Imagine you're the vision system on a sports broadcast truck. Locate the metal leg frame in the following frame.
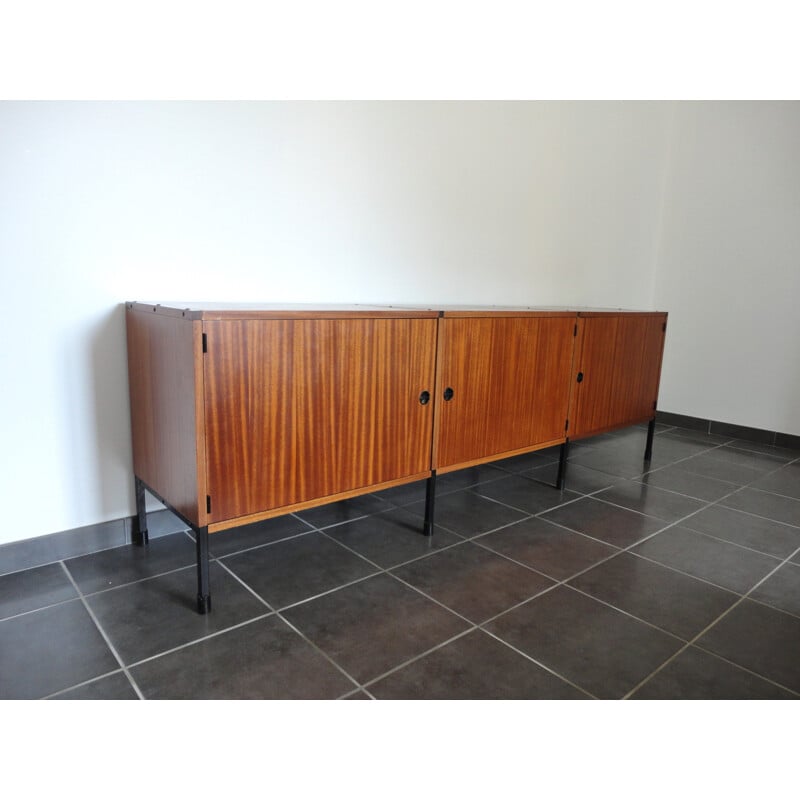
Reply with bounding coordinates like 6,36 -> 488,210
556,440 -> 569,490
195,525 -> 211,614
423,470 -> 437,537
134,476 -> 149,546
644,417 -> 656,462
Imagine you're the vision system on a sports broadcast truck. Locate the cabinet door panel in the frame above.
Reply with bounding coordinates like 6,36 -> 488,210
435,316 -> 574,469
571,314 -> 666,438
204,318 -> 436,523
293,318 -> 437,500
204,320 -> 299,522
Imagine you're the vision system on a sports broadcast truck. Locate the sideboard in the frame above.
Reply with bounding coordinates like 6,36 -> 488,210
126,303 -> 667,613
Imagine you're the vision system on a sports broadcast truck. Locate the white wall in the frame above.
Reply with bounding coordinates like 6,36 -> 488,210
652,102 -> 800,436
0,101 -> 672,544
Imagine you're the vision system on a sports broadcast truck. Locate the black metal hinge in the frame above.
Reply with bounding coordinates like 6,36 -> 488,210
202,333 -> 208,353
662,322 -> 667,332
565,419 -> 569,432
573,323 -> 578,337
206,495 -> 211,514
653,401 -> 657,410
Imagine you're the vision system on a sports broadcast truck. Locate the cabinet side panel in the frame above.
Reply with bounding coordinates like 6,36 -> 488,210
126,308 -> 202,526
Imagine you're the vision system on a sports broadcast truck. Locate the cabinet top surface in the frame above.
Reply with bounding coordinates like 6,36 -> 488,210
127,302 -> 667,320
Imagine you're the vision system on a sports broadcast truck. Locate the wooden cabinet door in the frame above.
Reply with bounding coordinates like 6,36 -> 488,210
434,315 -> 575,470
203,319 -> 299,522
570,313 -> 666,438
203,317 -> 437,523
292,318 -> 437,501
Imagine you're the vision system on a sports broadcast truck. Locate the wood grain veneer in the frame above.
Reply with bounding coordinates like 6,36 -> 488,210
434,314 -> 575,469
203,317 -> 437,526
570,312 -> 667,439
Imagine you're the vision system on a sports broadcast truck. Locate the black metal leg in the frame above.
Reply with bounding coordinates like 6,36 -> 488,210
133,476 -> 149,546
644,418 -> 656,461
423,471 -> 437,537
195,526 -> 211,614
556,440 -> 570,490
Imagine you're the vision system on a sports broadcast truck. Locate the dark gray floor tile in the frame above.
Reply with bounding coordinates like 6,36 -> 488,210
221,531 -> 378,609
372,480 -> 428,506
208,514 -> 314,557
749,562 -> 800,618
131,615 -> 356,699
696,599 -> 800,694
672,453 -> 765,485
725,440 -> 797,460
658,429 -> 734,447
638,436 -> 717,463
0,563 -> 77,619
282,573 -> 469,684
50,671 -> 139,700
568,553 -> 739,640
525,462 -> 622,495
407,490 -> 528,538
593,481 -> 705,523
705,445 -> 790,470
631,526 -> 781,594
474,474 -> 580,515
342,690 -> 372,699
567,447 -> 649,479
749,463 -> 800,501
640,465 -> 739,502
439,464 -> 515,489
369,629 -> 588,699
391,541 -> 553,624
476,517 -> 618,581
680,505 -> 800,559
540,497 -> 665,547
65,533 -> 197,595
324,508 -> 463,569
493,450 -> 560,473
630,646 -> 796,699
296,494 -> 393,529
0,600 -> 119,699
85,562 -> 268,665
721,488 -> 800,528
485,586 -> 682,699
130,507 -> 187,541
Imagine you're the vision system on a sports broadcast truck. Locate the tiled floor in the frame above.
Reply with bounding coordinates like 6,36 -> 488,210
2,424 -> 800,700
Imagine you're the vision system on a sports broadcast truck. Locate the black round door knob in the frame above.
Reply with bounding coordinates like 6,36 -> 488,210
419,390 -> 431,405
577,372 -> 584,383
443,387 -> 454,401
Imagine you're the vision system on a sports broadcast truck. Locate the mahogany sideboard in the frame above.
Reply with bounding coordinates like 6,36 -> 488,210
126,302 -> 667,613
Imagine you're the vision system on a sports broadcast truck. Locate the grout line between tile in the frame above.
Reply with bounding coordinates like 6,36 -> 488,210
621,542 -> 800,699
43,668 -> 133,700
275,610 -> 364,694
58,561 -> 146,701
